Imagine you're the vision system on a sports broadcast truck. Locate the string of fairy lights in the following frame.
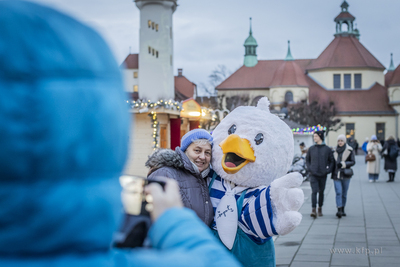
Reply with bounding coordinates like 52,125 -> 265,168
292,124 -> 326,135
127,99 -> 324,147
127,99 -> 181,111
127,99 -> 182,149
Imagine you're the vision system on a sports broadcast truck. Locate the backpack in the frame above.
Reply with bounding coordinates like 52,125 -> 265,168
389,144 -> 399,159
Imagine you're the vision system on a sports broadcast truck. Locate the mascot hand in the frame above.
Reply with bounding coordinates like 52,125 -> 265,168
270,172 -> 304,236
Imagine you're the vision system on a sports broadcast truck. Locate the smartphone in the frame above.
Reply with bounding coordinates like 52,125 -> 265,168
114,175 -> 166,248
120,175 -> 166,216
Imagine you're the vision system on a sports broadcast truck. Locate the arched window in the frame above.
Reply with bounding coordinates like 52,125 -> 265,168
285,91 -> 293,103
251,95 -> 265,106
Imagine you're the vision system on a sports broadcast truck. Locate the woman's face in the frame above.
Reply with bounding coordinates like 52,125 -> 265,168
185,142 -> 212,172
338,140 -> 345,147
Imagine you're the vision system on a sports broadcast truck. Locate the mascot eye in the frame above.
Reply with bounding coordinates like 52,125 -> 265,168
255,133 -> 264,145
228,124 -> 236,135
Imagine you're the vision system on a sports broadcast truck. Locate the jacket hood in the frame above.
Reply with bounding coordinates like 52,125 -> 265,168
146,148 -> 184,172
146,148 -> 199,175
0,1 -> 129,256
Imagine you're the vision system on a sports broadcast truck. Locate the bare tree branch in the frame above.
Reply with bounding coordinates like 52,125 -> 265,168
288,100 -> 344,136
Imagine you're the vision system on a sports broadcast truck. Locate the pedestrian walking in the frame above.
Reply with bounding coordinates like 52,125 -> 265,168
146,129 -> 214,226
306,131 -> 335,217
367,135 -> 383,182
354,139 -> 359,155
331,135 -> 355,218
361,138 -> 369,155
382,135 -> 399,182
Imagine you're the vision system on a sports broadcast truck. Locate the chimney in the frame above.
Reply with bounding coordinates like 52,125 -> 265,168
178,68 -> 183,76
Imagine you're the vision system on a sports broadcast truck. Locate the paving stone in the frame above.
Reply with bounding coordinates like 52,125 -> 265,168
330,253 -> 369,266
370,256 -> 400,267
293,253 -> 331,262
290,261 -> 330,267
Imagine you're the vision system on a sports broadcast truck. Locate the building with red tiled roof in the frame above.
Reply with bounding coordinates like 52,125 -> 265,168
216,1 -> 399,146
174,68 -> 197,101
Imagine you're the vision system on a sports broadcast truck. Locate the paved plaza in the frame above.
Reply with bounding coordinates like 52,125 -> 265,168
274,155 -> 400,267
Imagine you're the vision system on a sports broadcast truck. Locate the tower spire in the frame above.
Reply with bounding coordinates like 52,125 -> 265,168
243,17 -> 258,67
249,17 -> 252,35
388,53 -> 395,71
285,40 -> 294,61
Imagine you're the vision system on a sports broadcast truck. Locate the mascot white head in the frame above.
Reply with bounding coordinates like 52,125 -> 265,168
212,97 -> 294,188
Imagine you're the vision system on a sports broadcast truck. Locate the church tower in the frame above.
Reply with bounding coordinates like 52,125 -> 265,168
135,0 -> 177,100
243,18 -> 258,67
334,0 -> 360,39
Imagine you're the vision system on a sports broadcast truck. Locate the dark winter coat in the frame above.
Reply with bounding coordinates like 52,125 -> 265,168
382,139 -> 398,171
331,144 -> 355,179
306,144 -> 335,177
148,148 -> 214,226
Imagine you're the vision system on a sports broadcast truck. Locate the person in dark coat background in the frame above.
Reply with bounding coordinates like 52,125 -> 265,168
331,135 -> 355,218
382,135 -> 399,182
147,129 -> 214,226
306,131 -> 335,218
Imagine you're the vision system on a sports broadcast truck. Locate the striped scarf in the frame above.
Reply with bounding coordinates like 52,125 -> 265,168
208,170 -> 277,244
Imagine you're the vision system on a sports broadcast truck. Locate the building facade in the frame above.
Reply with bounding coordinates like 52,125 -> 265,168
216,1 -> 399,147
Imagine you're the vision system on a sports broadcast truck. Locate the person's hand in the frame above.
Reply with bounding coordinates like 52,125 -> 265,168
337,162 -> 342,169
144,179 -> 183,222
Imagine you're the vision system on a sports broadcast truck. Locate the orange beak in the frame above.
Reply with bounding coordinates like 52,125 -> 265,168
219,134 -> 255,174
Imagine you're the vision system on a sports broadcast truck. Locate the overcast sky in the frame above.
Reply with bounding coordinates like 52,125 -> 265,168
29,0 -> 400,95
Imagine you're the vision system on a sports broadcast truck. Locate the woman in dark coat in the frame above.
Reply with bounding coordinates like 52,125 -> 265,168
382,135 -> 399,182
146,129 -> 214,226
332,135 -> 355,218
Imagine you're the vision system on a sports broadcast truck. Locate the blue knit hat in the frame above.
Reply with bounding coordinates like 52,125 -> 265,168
181,129 -> 213,151
371,135 -> 377,141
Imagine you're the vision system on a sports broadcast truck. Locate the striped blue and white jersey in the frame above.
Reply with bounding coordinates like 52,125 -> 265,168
208,170 -> 278,244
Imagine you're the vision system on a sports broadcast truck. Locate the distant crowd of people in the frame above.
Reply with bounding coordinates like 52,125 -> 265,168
293,131 -> 399,220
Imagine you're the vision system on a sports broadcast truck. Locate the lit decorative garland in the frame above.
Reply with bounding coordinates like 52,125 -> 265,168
126,99 -> 181,150
126,99 -> 219,148
127,99 -> 182,111
292,124 -> 326,135
149,111 -> 159,150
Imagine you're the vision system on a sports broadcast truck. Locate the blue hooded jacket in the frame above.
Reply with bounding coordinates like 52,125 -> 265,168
0,1 -> 241,266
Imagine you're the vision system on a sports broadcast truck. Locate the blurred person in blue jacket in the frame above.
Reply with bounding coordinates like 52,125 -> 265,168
0,1 -> 241,266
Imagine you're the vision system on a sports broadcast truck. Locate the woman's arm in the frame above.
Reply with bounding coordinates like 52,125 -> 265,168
344,150 -> 355,168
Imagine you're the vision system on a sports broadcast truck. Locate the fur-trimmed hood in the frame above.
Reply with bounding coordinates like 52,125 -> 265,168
146,147 -> 202,175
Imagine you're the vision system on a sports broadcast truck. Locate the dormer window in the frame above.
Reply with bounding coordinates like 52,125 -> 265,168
334,74 -> 341,89
148,20 -> 151,28
344,74 -> 351,89
354,74 -> 362,89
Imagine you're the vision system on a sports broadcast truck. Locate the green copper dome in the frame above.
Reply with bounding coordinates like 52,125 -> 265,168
244,35 -> 257,46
